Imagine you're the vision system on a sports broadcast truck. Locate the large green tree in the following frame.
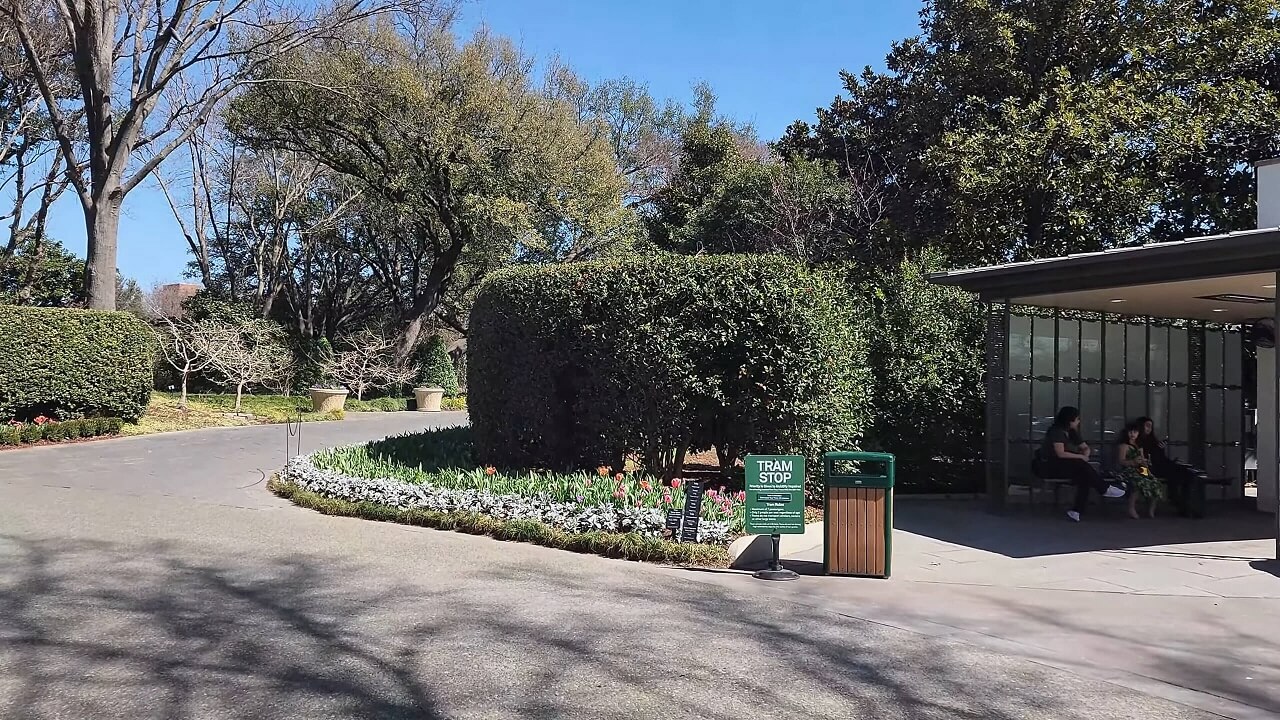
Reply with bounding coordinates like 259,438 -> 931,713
231,25 -> 629,359
780,0 -> 1280,265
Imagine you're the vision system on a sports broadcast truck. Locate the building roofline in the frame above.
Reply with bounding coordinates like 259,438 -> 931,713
928,228 -> 1280,300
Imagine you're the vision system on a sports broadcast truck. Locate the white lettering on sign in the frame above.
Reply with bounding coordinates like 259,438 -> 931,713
756,458 -> 794,483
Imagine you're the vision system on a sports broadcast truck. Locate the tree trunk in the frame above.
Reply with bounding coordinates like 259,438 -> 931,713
235,382 -> 245,413
180,369 -> 189,410
84,191 -> 123,310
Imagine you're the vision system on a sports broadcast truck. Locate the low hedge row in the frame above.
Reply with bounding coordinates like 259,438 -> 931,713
0,305 -> 155,421
0,417 -> 124,446
269,475 -> 731,567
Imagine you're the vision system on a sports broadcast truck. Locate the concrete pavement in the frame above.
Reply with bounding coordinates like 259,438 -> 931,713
0,417 -> 1268,718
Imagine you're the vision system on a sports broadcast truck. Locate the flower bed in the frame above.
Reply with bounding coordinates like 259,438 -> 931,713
0,416 -> 124,446
295,427 -> 747,545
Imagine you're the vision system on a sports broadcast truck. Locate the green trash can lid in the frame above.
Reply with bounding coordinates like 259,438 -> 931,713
824,451 -> 895,462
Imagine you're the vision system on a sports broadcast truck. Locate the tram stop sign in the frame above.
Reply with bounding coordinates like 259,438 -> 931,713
745,455 -> 806,535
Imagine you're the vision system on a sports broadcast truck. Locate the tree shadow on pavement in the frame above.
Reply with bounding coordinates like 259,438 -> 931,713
0,532 -> 1221,720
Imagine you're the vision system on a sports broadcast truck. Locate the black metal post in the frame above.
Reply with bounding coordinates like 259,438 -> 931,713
753,533 -> 798,581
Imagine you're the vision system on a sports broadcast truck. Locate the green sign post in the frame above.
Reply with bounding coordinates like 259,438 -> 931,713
745,454 -> 805,581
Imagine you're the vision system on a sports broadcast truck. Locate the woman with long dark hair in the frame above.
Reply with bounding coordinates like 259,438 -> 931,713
1039,406 -> 1126,522
1136,417 -> 1202,517
1116,421 -> 1165,519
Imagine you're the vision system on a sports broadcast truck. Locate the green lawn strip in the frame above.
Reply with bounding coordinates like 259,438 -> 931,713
268,475 -> 731,567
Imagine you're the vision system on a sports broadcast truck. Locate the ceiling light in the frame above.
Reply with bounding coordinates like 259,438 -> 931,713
1196,293 -> 1273,304
1212,308 -> 1227,313
1265,284 -> 1276,289
1108,298 -> 1125,303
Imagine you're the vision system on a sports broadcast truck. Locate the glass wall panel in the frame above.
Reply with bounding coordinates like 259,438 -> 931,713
1227,389 -> 1244,444
1226,331 -> 1242,386
1126,384 -> 1148,425
1032,316 -> 1057,377
1010,315 -> 1032,376
1126,323 -> 1147,382
1080,383 -> 1103,445
1032,380 -> 1057,437
1206,388 -> 1225,443
1008,379 -> 1031,441
1104,386 -> 1127,441
1106,323 -> 1127,380
1081,321 -> 1103,380
1059,320 -> 1080,377
1149,386 -> 1169,436
1149,326 -> 1169,385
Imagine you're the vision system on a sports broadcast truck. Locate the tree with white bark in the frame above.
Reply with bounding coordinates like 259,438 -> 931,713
323,329 -> 414,401
0,0 -> 454,310
195,318 -> 292,412
147,304 -> 227,410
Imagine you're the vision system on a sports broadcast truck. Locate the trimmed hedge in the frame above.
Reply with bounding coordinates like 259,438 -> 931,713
269,475 -> 730,566
469,255 -> 871,477
0,417 -> 124,446
0,306 -> 155,421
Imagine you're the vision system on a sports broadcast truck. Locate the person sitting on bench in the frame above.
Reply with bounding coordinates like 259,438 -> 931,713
1038,406 -> 1126,522
1136,417 -> 1204,518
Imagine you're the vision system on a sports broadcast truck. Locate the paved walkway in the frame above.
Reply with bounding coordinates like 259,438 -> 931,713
0,417 -> 1275,719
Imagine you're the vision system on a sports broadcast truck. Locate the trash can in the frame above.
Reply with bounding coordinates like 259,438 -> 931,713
823,451 -> 895,578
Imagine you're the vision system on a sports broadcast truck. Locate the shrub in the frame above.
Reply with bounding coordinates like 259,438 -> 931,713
0,426 -> 19,445
855,252 -> 985,494
63,419 -> 85,439
414,335 -> 459,395
441,395 -> 467,412
0,306 -> 155,421
42,422 -> 67,442
104,418 -> 124,435
19,424 -> 42,443
468,255 -> 871,477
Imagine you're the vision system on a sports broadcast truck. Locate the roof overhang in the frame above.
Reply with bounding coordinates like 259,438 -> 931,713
929,228 -> 1280,322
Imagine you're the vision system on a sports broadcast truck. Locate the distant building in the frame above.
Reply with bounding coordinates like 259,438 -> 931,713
155,283 -> 200,318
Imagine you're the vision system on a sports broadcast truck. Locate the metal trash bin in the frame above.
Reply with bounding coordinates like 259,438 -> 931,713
823,451 -> 895,578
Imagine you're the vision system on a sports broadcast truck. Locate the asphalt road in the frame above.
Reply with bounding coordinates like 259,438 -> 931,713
0,415 -> 1228,719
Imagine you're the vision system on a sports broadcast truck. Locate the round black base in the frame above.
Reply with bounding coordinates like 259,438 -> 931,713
753,568 -> 800,581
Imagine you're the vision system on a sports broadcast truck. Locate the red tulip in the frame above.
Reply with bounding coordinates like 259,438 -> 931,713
484,466 -> 497,476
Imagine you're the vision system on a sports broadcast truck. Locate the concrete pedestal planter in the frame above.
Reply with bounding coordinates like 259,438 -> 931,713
414,387 -> 445,412
309,388 -> 349,413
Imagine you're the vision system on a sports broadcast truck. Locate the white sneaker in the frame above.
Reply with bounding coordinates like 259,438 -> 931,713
1066,510 -> 1081,522
1103,485 -> 1126,498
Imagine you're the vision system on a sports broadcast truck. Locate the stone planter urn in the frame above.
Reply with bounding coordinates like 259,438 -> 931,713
414,387 -> 445,412
309,387 -> 349,414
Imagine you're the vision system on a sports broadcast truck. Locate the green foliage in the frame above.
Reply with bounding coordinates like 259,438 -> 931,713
0,306 -> 156,421
780,0 -> 1280,265
858,253 -> 986,493
414,335 -> 459,394
441,395 -> 467,412
0,417 -> 124,446
0,236 -> 84,307
468,255 -> 872,477
268,475 -> 731,567
293,337 -> 334,393
347,396 -> 409,412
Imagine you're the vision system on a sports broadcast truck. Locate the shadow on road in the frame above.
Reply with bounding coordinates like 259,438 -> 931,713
0,531 -> 1231,719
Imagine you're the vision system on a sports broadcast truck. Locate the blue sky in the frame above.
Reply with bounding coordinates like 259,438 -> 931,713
45,0 -> 923,286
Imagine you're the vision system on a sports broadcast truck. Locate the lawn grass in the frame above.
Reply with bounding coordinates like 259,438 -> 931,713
123,391 -> 465,437
126,392 -> 342,436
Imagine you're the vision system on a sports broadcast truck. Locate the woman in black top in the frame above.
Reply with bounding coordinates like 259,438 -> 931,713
1038,406 -> 1126,521
1136,417 -> 1203,518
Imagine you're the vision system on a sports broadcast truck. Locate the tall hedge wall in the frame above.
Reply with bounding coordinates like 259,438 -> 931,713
468,255 -> 871,476
0,306 -> 156,421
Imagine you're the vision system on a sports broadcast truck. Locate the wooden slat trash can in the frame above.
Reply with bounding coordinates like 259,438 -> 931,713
823,451 -> 895,578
